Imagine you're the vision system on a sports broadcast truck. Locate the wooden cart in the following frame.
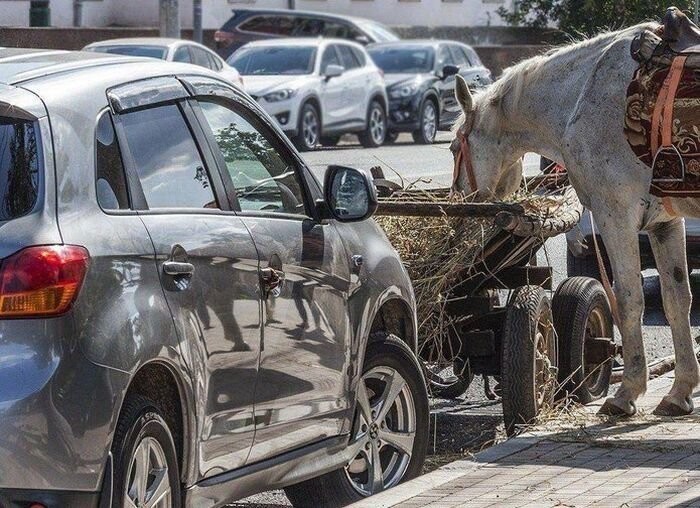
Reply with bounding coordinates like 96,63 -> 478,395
373,169 -> 616,435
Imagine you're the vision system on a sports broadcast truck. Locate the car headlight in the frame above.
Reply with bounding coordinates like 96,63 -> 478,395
263,89 -> 296,102
389,83 -> 419,99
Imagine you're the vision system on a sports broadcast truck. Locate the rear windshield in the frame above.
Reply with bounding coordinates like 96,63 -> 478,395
229,46 -> 316,75
88,45 -> 168,60
0,118 -> 41,221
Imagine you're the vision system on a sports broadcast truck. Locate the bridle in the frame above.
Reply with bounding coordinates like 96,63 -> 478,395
452,118 -> 478,192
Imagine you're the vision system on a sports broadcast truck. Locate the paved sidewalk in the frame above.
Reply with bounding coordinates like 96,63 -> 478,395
351,372 -> 700,507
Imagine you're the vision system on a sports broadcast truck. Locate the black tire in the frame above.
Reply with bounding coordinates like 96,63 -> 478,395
358,100 -> 386,148
111,395 -> 181,508
321,135 -> 341,147
294,102 -> 320,151
553,277 -> 614,404
411,99 -> 438,145
501,286 -> 557,436
430,371 -> 473,399
285,334 -> 428,507
567,249 -> 612,283
384,131 -> 399,144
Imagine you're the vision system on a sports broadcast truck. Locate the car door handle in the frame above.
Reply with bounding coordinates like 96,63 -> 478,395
163,261 -> 195,276
261,267 -> 285,297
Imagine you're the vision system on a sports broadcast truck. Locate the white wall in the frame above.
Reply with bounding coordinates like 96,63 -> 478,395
0,0 -> 510,28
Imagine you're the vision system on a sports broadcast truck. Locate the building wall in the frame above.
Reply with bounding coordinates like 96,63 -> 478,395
0,0 -> 514,29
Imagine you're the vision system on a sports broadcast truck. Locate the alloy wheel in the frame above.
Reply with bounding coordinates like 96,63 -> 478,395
422,102 -> 437,142
369,106 -> 386,145
344,366 -> 416,496
124,436 -> 172,508
302,108 -> 319,148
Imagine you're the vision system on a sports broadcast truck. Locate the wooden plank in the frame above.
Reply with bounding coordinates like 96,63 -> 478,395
375,201 -> 525,218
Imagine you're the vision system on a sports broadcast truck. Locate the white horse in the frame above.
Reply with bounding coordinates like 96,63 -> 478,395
451,22 -> 700,417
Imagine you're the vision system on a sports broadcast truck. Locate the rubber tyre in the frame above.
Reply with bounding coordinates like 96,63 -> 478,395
501,286 -> 556,436
321,135 -> 341,147
411,99 -> 438,145
431,371 -> 474,399
284,334 -> 428,507
294,102 -> 320,152
358,100 -> 386,148
384,131 -> 399,144
553,277 -> 614,404
567,249 -> 612,283
111,395 -> 181,508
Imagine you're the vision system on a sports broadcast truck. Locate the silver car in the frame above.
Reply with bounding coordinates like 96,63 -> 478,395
0,48 -> 427,507
229,38 -> 388,151
83,37 -> 244,88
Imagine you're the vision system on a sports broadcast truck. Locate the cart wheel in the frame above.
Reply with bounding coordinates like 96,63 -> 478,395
553,277 -> 614,404
501,286 -> 556,436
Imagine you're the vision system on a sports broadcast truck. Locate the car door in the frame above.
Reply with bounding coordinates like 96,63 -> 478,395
193,95 -> 353,462
435,43 -> 461,127
111,90 -> 262,476
450,43 -> 486,90
336,43 -> 368,124
319,44 -> 352,130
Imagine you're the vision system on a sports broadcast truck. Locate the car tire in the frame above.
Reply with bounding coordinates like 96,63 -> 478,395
567,250 -> 612,283
553,277 -> 614,404
501,286 -> 557,436
295,102 -> 321,151
384,131 -> 399,145
359,100 -> 386,148
411,99 -> 438,145
284,334 -> 428,507
321,135 -> 341,147
111,395 -> 181,508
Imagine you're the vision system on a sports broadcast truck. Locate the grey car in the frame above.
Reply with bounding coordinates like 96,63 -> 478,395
0,48 -> 427,508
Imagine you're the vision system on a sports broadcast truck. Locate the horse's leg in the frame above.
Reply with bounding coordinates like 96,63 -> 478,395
647,219 -> 699,416
594,215 -> 647,416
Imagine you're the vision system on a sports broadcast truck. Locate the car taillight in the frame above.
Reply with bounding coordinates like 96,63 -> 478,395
0,245 -> 89,317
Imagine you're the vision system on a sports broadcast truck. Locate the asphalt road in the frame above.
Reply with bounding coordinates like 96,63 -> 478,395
231,132 -> 700,507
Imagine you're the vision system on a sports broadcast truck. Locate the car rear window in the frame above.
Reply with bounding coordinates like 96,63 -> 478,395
0,118 -> 41,221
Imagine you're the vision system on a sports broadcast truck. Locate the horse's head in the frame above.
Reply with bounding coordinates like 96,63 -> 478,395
450,75 -> 523,200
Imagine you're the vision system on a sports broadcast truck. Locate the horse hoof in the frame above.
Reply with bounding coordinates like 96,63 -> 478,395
598,399 -> 636,417
653,396 -> 694,416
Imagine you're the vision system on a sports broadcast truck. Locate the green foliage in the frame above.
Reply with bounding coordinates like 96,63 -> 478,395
498,1 -> 697,35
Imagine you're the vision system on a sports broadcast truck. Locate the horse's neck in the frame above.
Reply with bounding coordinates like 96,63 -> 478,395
487,28 -> 644,165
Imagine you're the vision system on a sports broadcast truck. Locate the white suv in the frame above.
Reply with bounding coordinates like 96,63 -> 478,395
229,38 -> 388,150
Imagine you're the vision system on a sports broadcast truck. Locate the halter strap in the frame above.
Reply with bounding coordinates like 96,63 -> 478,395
453,127 -> 478,192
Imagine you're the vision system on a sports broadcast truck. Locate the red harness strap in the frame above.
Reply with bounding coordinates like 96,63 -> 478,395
453,128 -> 478,192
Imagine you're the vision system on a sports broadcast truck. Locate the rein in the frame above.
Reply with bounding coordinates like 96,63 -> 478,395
453,122 -> 478,192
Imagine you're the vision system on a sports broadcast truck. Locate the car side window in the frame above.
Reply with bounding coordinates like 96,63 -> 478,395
294,17 -> 324,36
337,45 -> 360,70
449,45 -> 470,68
197,100 -> 307,215
436,44 -> 456,68
321,45 -> 341,73
323,21 -> 350,38
95,111 -> 130,210
239,15 -> 295,36
173,46 -> 192,63
119,103 -> 218,210
350,46 -> 366,66
190,46 -> 213,69
207,51 -> 223,71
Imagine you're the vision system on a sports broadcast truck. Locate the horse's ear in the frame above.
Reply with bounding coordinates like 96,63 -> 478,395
455,74 -> 474,114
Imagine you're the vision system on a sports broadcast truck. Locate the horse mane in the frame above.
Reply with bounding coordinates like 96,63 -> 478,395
452,21 -> 659,134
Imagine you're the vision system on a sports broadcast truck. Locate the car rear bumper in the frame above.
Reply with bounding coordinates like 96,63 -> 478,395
0,488 -> 100,508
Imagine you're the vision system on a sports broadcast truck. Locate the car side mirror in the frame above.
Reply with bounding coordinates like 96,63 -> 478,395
324,64 -> 345,80
439,64 -> 459,80
321,165 -> 378,222
355,34 -> 370,45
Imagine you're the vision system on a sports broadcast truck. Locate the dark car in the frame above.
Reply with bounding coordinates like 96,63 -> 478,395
0,48 -> 428,507
368,40 -> 492,144
214,8 -> 399,59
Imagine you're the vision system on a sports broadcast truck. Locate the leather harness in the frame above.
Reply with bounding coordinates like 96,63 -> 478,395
453,119 -> 478,192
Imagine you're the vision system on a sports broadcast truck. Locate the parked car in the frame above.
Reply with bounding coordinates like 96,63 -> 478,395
0,48 -> 428,507
83,37 -> 244,87
368,40 -> 492,144
214,8 -> 400,59
229,38 -> 388,151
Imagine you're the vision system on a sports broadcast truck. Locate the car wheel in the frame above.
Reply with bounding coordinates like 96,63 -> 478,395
359,100 -> 386,148
320,135 -> 341,147
412,100 -> 437,144
295,102 -> 320,151
111,395 -> 181,508
384,131 -> 399,145
284,334 -> 428,507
